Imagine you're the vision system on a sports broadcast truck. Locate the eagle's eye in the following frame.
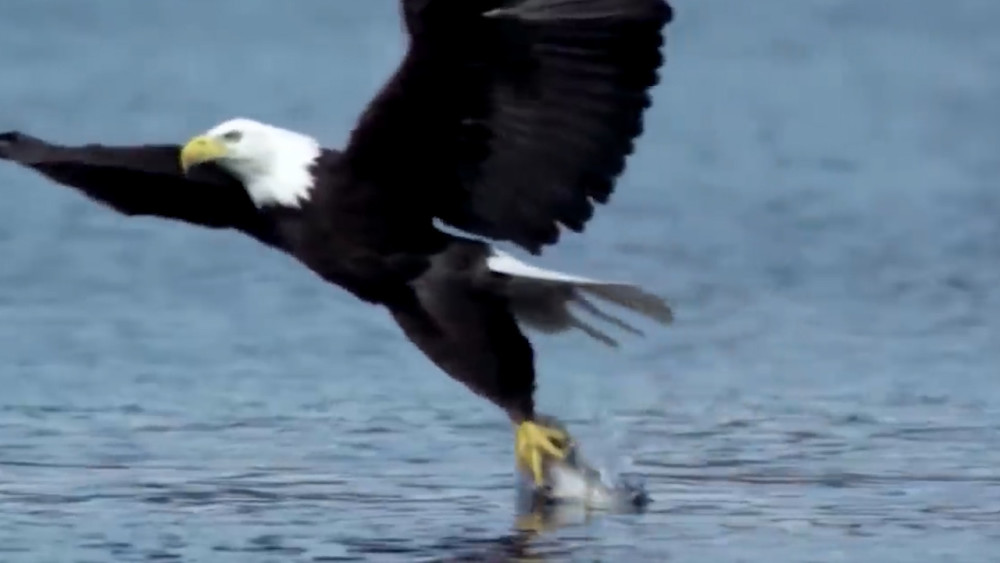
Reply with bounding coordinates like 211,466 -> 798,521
221,130 -> 243,142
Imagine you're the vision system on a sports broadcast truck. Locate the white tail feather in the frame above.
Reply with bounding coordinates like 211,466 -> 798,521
485,249 -> 672,346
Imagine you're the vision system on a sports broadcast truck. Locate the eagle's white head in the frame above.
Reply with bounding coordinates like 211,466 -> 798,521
179,117 -> 321,208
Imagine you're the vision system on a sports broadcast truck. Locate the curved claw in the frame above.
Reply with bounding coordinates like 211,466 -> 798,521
515,420 -> 571,486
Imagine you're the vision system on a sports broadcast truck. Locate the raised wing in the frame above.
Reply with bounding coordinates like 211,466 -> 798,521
342,0 -> 673,254
0,132 -> 279,247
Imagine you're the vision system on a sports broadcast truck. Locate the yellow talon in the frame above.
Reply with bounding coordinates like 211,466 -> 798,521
515,420 -> 571,486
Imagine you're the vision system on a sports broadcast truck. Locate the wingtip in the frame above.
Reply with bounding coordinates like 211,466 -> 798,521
0,132 -> 18,158
661,0 -> 675,25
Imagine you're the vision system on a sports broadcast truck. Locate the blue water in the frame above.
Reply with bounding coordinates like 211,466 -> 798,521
1,1 -> 999,561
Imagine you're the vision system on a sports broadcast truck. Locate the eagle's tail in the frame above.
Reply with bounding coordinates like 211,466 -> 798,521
486,249 -> 672,347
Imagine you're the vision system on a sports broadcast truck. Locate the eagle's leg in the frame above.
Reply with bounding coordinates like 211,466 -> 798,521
390,285 -> 574,487
513,413 -> 573,487
386,240 -> 577,488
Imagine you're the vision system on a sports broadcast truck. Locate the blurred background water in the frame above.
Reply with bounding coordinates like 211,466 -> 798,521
1,0 -> 999,561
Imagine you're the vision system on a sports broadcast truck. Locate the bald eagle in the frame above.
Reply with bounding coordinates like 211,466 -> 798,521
0,0 -> 674,488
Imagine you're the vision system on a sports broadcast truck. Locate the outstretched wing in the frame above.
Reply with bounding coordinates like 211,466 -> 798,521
0,132 -> 279,247
342,0 -> 673,254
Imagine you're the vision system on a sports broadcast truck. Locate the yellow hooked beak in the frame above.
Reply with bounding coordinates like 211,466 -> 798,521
179,135 -> 229,172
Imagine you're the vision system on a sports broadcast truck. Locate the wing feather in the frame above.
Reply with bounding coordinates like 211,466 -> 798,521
342,0 -> 673,254
0,132 -> 279,247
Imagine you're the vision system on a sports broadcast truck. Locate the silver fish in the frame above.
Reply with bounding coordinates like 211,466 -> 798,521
515,417 -> 650,513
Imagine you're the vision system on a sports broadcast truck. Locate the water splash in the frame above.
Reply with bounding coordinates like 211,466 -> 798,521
514,415 -> 650,514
